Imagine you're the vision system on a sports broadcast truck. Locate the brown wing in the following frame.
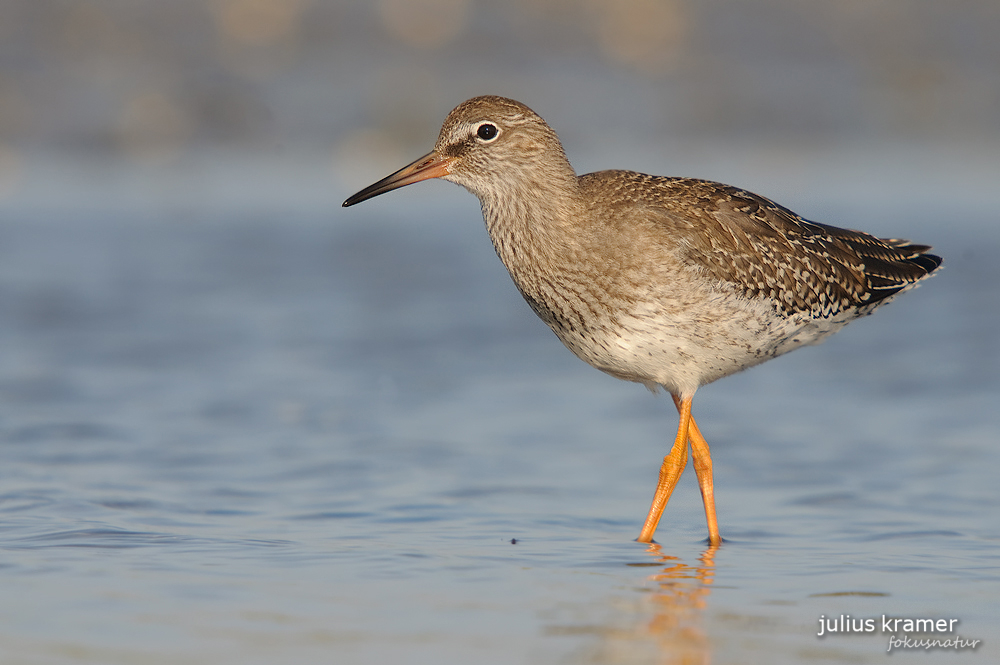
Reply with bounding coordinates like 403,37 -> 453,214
591,172 -> 942,318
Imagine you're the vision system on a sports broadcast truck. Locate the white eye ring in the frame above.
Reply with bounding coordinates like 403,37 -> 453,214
475,122 -> 499,142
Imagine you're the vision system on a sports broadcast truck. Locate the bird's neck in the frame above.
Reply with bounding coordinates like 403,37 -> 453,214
478,167 -> 583,267
475,166 -> 587,329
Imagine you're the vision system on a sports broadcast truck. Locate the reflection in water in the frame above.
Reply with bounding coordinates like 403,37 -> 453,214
639,543 -> 717,664
567,545 -> 718,664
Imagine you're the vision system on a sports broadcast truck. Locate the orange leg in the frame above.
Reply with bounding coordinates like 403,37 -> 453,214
637,395 -> 692,543
673,395 -> 722,546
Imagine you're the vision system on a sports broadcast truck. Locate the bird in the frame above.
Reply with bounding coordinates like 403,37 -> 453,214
343,96 -> 942,545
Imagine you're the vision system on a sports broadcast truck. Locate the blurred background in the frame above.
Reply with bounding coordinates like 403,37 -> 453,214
2,0 -> 998,211
2,3 -> 999,664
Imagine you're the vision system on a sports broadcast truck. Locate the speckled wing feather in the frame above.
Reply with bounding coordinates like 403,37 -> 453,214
590,172 -> 942,318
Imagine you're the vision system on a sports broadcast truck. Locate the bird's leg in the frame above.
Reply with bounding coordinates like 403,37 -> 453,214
672,395 -> 722,546
637,395 -> 692,543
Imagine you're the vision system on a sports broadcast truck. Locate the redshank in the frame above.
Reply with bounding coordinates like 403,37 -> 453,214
343,96 -> 942,545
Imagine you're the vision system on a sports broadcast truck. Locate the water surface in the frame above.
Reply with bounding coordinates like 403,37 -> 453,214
1,151 -> 997,663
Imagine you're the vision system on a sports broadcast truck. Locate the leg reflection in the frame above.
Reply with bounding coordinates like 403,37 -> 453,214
640,543 -> 718,664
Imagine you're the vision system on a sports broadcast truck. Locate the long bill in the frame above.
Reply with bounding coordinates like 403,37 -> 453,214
342,151 -> 454,207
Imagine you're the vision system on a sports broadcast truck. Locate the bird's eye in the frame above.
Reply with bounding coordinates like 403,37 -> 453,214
476,123 -> 499,141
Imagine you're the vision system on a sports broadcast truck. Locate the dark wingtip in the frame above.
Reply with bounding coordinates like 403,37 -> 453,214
912,252 -> 943,273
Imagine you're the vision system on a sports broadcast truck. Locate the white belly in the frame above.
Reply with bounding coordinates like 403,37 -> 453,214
550,288 -> 856,397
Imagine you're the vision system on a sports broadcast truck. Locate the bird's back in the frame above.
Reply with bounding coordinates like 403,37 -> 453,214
579,171 -> 942,321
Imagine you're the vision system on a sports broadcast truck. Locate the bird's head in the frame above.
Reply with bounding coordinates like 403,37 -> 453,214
343,96 -> 573,207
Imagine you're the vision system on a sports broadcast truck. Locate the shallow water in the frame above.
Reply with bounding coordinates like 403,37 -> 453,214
1,149 -> 998,665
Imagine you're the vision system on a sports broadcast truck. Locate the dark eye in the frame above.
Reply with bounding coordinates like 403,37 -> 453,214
476,123 -> 498,141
